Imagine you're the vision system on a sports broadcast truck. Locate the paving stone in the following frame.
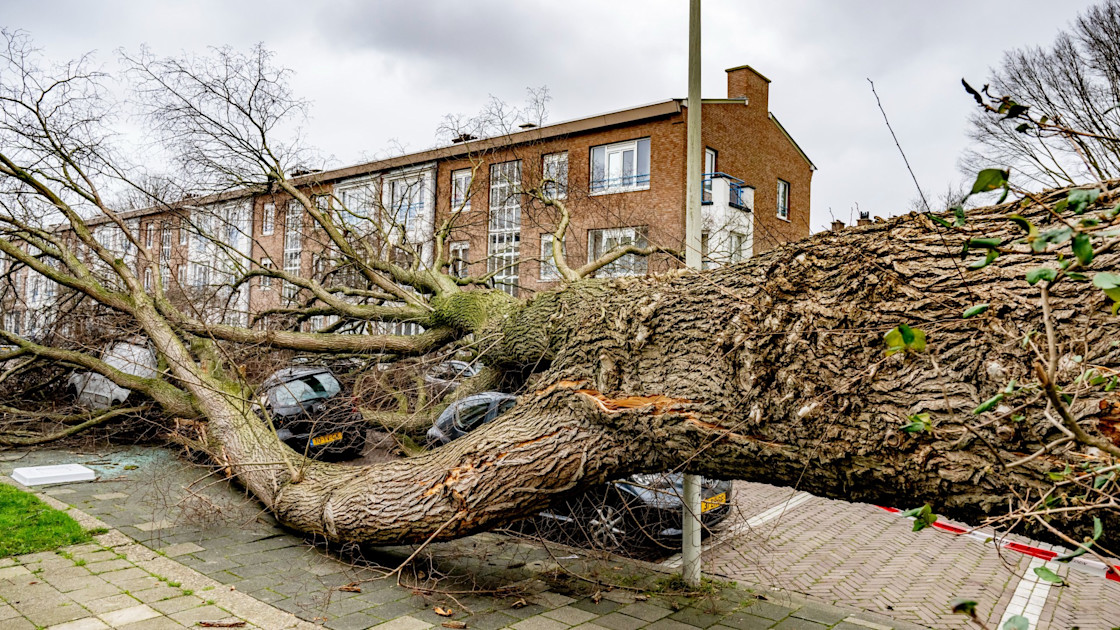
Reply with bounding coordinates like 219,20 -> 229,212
99,603 -> 161,626
736,603 -> 794,622
512,615 -> 573,630
167,604 -> 237,625
718,613 -> 776,630
572,599 -> 623,616
84,593 -> 141,614
668,608 -> 725,628
117,617 -> 190,629
536,592 -> 578,609
543,605 -> 600,625
345,612 -> 427,630
87,559 -> 132,574
64,581 -> 120,603
770,619 -> 827,630
92,492 -> 129,500
48,617 -> 110,630
156,543 -> 204,557
464,611 -> 523,630
72,550 -> 117,564
148,596 -> 204,615
618,603 -> 674,623
325,610 -> 388,630
22,600 -> 88,627
130,585 -> 185,603
1,616 -> 37,630
0,565 -> 32,579
644,619 -> 703,630
595,612 -> 650,630
790,604 -> 848,626
0,603 -> 21,620
134,520 -> 175,532
44,488 -> 76,495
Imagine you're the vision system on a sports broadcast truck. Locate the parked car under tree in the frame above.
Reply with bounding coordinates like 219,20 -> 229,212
254,367 -> 367,461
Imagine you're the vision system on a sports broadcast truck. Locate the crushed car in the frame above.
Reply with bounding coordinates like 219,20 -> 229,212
428,392 -> 733,550
66,340 -> 158,409
255,366 -> 366,461
423,360 -> 482,400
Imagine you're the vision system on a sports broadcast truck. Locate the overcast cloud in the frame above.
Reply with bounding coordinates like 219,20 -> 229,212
0,0 -> 1101,230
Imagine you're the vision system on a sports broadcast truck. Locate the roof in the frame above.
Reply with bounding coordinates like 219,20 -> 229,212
769,113 -> 817,171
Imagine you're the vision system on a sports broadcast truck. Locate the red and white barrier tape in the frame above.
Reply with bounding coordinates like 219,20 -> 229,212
878,506 -> 1120,583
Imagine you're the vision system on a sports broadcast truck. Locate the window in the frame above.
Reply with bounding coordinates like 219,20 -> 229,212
590,138 -> 650,193
488,160 -> 522,295
543,152 -> 568,200
3,311 -> 22,335
160,223 -> 172,285
260,259 -> 273,290
540,234 -> 566,281
703,148 -> 717,204
730,232 -> 747,263
145,224 -> 154,248
179,215 -> 189,245
451,169 -> 472,212
143,267 -> 152,291
386,174 -> 425,232
587,226 -> 649,277
262,202 -> 275,235
176,265 -> 186,287
449,241 -> 469,278
777,179 -> 790,220
283,206 -> 302,300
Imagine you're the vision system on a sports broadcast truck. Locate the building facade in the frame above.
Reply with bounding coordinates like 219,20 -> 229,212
1,64 -> 814,337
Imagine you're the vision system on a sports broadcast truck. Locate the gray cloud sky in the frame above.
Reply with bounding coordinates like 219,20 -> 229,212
1,0 -> 1100,229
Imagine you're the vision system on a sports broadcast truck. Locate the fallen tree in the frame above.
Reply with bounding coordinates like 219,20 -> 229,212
1,36 -> 1117,557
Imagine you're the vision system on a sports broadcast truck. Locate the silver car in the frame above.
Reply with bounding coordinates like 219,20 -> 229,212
66,341 -> 158,409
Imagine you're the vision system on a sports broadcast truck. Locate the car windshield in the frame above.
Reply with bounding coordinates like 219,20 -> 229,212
269,373 -> 341,408
453,401 -> 493,433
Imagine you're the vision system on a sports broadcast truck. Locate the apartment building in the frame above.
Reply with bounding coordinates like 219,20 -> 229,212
1,63 -> 813,336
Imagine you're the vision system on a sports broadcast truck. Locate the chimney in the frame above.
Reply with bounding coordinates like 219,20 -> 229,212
831,220 -> 845,232
726,64 -> 770,113
857,210 -> 872,226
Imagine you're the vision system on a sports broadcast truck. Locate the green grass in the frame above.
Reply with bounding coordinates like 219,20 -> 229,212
0,484 -> 91,557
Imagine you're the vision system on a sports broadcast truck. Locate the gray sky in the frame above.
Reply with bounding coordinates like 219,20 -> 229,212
1,0 -> 1100,231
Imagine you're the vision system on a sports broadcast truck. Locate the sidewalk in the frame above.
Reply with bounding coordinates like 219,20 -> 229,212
1,447 -> 930,630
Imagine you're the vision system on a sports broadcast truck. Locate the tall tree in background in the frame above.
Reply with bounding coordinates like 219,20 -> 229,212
962,0 -> 1120,188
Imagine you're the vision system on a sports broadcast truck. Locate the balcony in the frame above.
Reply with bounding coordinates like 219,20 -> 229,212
700,173 -> 755,267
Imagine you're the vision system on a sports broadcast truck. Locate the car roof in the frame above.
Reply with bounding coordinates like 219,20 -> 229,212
260,367 -> 336,391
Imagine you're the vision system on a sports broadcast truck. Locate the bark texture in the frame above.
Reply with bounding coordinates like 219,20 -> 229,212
204,192 -> 1120,547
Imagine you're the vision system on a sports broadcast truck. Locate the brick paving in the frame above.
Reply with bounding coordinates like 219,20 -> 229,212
700,481 -> 1120,630
2,447 -> 933,629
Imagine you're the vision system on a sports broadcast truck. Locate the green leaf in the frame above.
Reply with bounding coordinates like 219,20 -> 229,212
1032,226 -> 1072,252
1093,272 -> 1120,290
1094,515 -> 1103,540
1033,566 -> 1065,585
1067,272 -> 1088,281
884,325 -> 926,355
963,304 -> 990,318
1008,214 -> 1038,239
1072,233 -> 1093,266
898,323 -> 915,345
1026,267 -> 1057,285
973,393 -> 1004,415
911,504 -> 937,532
929,213 -> 953,228
953,205 -> 967,227
908,328 -> 926,352
1067,187 -> 1101,214
969,250 -> 999,269
1002,615 -> 1029,630
961,79 -> 983,105
970,168 -> 1010,195
1048,465 -> 1071,481
1004,103 -> 1029,119
1014,123 -> 1030,133
902,413 -> 932,433
951,599 -> 979,616
968,237 -> 1002,249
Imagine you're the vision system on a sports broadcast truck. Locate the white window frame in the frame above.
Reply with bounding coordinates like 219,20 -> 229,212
385,173 -> 426,233
590,138 -> 651,194
451,168 -> 472,212
282,206 -> 302,300
143,267 -> 152,291
261,202 -> 275,236
488,160 -> 522,296
777,179 -> 791,221
703,148 -> 717,204
160,223 -> 172,285
179,215 -> 189,245
145,223 -> 154,248
539,233 -> 566,281
543,152 -> 568,200
449,241 -> 469,278
260,259 -> 274,290
587,226 -> 649,278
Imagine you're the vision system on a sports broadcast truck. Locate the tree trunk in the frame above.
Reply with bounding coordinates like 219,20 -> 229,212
202,196 -> 1119,548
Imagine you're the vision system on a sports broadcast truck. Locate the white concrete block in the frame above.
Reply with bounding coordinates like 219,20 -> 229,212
11,463 -> 96,486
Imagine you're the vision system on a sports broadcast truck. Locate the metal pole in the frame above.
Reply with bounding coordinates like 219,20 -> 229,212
681,0 -> 704,588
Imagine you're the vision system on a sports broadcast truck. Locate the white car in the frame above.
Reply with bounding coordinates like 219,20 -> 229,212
66,341 -> 158,409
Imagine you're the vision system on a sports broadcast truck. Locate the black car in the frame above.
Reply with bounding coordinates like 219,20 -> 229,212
256,367 -> 366,461
428,392 -> 733,550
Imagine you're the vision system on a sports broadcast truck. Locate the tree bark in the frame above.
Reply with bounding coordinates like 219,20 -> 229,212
196,194 -> 1119,548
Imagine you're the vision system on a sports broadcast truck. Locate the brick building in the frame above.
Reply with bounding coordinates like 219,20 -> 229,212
1,63 -> 813,336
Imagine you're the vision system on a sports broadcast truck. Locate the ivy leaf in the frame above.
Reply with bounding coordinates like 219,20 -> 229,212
952,205 -> 967,227
970,250 -> 999,269
1032,226 -> 1072,252
1002,615 -> 1029,630
968,237 -> 1002,249
884,325 -> 927,356
963,304 -> 990,318
1067,187 -> 1101,214
929,213 -> 953,228
1093,272 -> 1120,315
973,393 -> 1004,415
1072,233 -> 1093,266
951,599 -> 979,616
1033,566 -> 1065,585
970,168 -> 1010,195
1026,267 -> 1057,285
902,413 -> 932,433
1007,214 -> 1038,239
899,323 -> 916,345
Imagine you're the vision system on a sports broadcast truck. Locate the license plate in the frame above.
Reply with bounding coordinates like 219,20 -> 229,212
701,492 -> 727,512
311,432 -> 343,446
